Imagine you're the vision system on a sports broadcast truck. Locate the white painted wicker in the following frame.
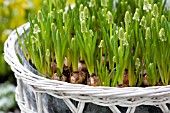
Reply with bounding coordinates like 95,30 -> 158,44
4,23 -> 170,113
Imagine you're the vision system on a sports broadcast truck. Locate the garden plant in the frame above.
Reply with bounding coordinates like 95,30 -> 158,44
17,0 -> 170,88
4,0 -> 170,113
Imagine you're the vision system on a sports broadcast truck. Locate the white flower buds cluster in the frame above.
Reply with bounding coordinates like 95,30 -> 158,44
101,0 -> 108,7
145,27 -> 151,40
79,5 -> 89,21
89,0 -> 96,7
63,12 -> 67,23
81,20 -> 87,33
107,11 -> 113,24
83,6 -> 89,19
89,30 -> 94,37
119,27 -> 129,46
152,4 -> 159,17
33,24 -> 40,34
143,0 -> 151,12
38,10 -> 43,22
135,58 -> 141,69
159,28 -> 167,42
124,11 -> 131,25
49,11 -> 55,19
46,49 -> 50,57
161,15 -> 166,24
133,8 -> 140,21
118,27 -> 125,40
140,16 -> 146,28
79,4 -> 84,12
31,36 -> 38,44
51,23 -> 55,30
151,18 -> 156,28
98,40 -> 104,48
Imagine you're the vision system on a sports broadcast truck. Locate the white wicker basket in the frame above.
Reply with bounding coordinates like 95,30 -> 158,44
4,23 -> 170,113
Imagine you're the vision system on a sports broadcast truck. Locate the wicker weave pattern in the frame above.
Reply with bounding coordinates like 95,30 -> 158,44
4,23 -> 170,113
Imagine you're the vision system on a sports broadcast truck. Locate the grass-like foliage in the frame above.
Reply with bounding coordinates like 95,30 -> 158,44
18,0 -> 170,87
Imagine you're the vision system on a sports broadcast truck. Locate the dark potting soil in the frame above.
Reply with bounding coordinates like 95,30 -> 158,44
16,42 -> 168,113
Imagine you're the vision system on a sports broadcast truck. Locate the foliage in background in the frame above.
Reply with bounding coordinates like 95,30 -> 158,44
0,0 -> 42,81
0,0 -> 43,112
0,82 -> 16,112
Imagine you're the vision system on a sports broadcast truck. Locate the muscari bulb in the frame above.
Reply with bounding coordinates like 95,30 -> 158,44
83,6 -> 89,19
118,27 -> 125,40
140,16 -> 146,28
81,20 -> 87,33
159,28 -> 167,42
79,4 -> 84,12
63,12 -> 67,23
101,0 -> 108,7
152,4 -> 159,17
133,8 -> 140,21
145,27 -> 151,40
107,11 -> 113,24
125,11 -> 131,25
143,0 -> 151,12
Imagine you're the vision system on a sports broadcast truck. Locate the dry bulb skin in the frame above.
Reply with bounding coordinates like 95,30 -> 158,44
87,75 -> 100,86
78,61 -> 87,72
52,73 -> 67,82
142,75 -> 149,86
18,0 -> 170,87
70,71 -> 86,84
123,71 -> 129,85
52,73 -> 60,80
51,62 -> 57,72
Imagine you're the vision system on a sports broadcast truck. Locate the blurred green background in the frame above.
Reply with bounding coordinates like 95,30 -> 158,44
0,0 -> 42,112
0,0 -> 42,82
0,0 -> 74,112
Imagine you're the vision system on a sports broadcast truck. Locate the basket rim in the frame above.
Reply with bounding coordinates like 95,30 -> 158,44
4,22 -> 170,97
